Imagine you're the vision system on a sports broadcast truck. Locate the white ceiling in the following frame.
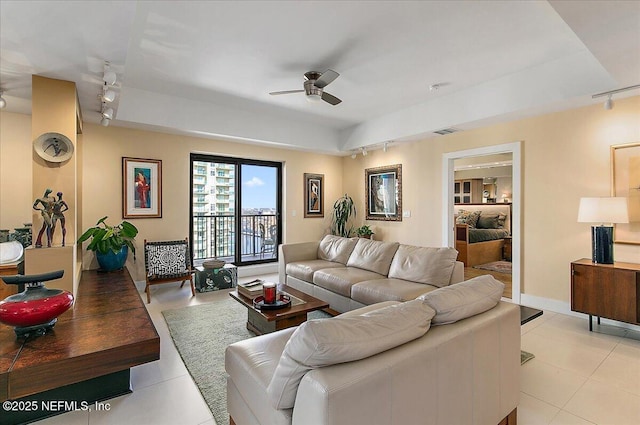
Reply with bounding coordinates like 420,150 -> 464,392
1,1 -> 639,154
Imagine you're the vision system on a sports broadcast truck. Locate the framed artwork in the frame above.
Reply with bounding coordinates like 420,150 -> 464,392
304,173 -> 324,218
366,164 -> 402,221
611,142 -> 640,245
122,157 -> 162,218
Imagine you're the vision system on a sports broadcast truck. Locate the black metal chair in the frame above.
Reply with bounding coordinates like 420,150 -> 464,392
259,223 -> 277,259
144,238 -> 195,303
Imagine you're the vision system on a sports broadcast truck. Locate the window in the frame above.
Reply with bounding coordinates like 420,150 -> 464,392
190,154 -> 282,266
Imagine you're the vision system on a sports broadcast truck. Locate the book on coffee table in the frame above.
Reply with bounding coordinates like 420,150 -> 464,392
237,279 -> 264,299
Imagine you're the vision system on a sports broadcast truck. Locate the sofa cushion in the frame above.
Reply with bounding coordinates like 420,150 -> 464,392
267,299 -> 436,409
313,267 -> 384,297
317,235 -> 358,264
476,213 -> 501,229
351,278 -> 439,305
418,275 -> 504,324
388,245 -> 459,288
455,209 -> 480,227
285,260 -> 345,282
346,238 -> 399,276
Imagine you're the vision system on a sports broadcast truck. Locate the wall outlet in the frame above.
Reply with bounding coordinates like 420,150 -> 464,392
403,210 -> 411,218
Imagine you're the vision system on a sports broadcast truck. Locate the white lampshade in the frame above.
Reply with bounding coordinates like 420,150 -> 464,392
577,197 -> 629,224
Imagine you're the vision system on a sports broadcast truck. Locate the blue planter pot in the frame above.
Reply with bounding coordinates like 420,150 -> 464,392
96,246 -> 128,272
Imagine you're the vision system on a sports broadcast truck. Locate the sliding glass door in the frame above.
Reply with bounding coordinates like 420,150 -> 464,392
190,154 -> 282,266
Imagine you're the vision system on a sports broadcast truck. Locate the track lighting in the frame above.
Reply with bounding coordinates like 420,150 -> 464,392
103,62 -> 117,86
383,142 -> 388,153
592,84 -> 640,111
100,117 -> 111,127
102,107 -> 114,120
351,153 -> 357,159
361,147 -> 368,156
0,91 -> 5,109
102,86 -> 116,103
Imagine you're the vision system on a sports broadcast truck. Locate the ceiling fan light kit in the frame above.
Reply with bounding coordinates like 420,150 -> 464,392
270,69 -> 342,105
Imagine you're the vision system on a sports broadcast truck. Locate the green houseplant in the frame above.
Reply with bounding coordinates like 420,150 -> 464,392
331,194 -> 356,237
78,216 -> 139,271
356,224 -> 374,239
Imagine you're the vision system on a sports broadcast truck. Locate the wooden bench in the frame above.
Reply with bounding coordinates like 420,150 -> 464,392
0,268 -> 160,424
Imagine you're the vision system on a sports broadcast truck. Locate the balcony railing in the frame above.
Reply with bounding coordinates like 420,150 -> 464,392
192,214 -> 278,262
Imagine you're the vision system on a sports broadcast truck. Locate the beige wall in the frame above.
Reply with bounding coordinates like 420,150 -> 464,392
0,112 -> 33,229
342,96 -> 640,305
2,96 -> 639,306
80,124 -> 343,280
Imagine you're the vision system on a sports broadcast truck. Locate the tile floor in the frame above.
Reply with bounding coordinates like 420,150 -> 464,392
34,273 -> 640,425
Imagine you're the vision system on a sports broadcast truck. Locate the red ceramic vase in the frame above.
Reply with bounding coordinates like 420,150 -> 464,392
0,288 -> 74,327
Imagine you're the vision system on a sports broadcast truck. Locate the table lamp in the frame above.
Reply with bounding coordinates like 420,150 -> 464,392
577,197 -> 629,264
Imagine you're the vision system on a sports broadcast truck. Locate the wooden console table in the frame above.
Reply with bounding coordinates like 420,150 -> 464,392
571,258 -> 640,331
0,268 -> 160,424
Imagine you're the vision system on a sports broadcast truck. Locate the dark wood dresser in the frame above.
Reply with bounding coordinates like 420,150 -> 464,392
0,268 -> 160,424
571,258 -> 640,331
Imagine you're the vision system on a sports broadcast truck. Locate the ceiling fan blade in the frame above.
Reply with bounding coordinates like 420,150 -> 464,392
314,69 -> 339,88
269,90 -> 305,96
321,91 -> 342,105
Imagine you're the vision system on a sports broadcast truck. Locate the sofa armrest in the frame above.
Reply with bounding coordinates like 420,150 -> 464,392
450,261 -> 464,284
278,241 -> 321,284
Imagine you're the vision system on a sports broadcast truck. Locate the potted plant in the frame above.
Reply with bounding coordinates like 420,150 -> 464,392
77,216 -> 138,271
356,224 -> 374,239
331,194 -> 356,237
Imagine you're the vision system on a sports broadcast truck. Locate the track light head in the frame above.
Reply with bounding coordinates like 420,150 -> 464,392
604,95 -> 613,110
102,107 -> 114,120
102,88 -> 116,103
383,142 -> 388,152
100,117 -> 110,127
103,70 -> 117,86
361,147 -> 368,156
351,153 -> 357,159
0,91 -> 6,109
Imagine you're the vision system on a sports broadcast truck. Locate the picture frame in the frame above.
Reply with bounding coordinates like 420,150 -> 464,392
122,157 -> 162,218
611,142 -> 640,245
304,173 -> 324,218
366,164 -> 402,221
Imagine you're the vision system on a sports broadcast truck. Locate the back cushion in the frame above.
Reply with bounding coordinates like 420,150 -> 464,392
346,238 -> 399,275
388,245 -> 459,287
455,209 -> 480,228
267,299 -> 435,409
418,275 -> 504,324
476,213 -> 501,229
317,235 -> 358,264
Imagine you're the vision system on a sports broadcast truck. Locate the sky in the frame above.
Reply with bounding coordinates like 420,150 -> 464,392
241,164 -> 276,209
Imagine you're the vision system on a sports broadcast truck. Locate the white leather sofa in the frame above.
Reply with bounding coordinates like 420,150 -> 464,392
226,275 -> 520,425
279,235 -> 464,313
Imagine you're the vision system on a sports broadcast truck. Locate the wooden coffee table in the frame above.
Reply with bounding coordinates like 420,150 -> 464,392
230,284 -> 329,335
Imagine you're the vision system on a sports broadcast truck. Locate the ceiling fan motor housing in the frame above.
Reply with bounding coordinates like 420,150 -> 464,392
304,79 -> 323,97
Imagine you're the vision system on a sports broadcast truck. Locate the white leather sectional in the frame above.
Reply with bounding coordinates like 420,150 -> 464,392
279,235 -> 464,313
225,275 -> 520,425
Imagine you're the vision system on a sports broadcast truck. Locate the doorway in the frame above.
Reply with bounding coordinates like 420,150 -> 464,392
442,142 -> 521,304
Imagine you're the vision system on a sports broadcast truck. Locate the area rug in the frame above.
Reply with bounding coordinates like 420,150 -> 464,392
473,260 -> 512,274
521,350 -> 535,365
162,295 -> 330,424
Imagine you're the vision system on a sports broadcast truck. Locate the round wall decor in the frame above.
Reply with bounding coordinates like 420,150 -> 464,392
33,132 -> 74,163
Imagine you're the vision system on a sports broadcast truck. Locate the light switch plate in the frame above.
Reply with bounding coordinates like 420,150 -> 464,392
403,210 -> 411,218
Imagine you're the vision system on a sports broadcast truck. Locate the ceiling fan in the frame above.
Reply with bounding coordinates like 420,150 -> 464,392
270,69 -> 342,105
